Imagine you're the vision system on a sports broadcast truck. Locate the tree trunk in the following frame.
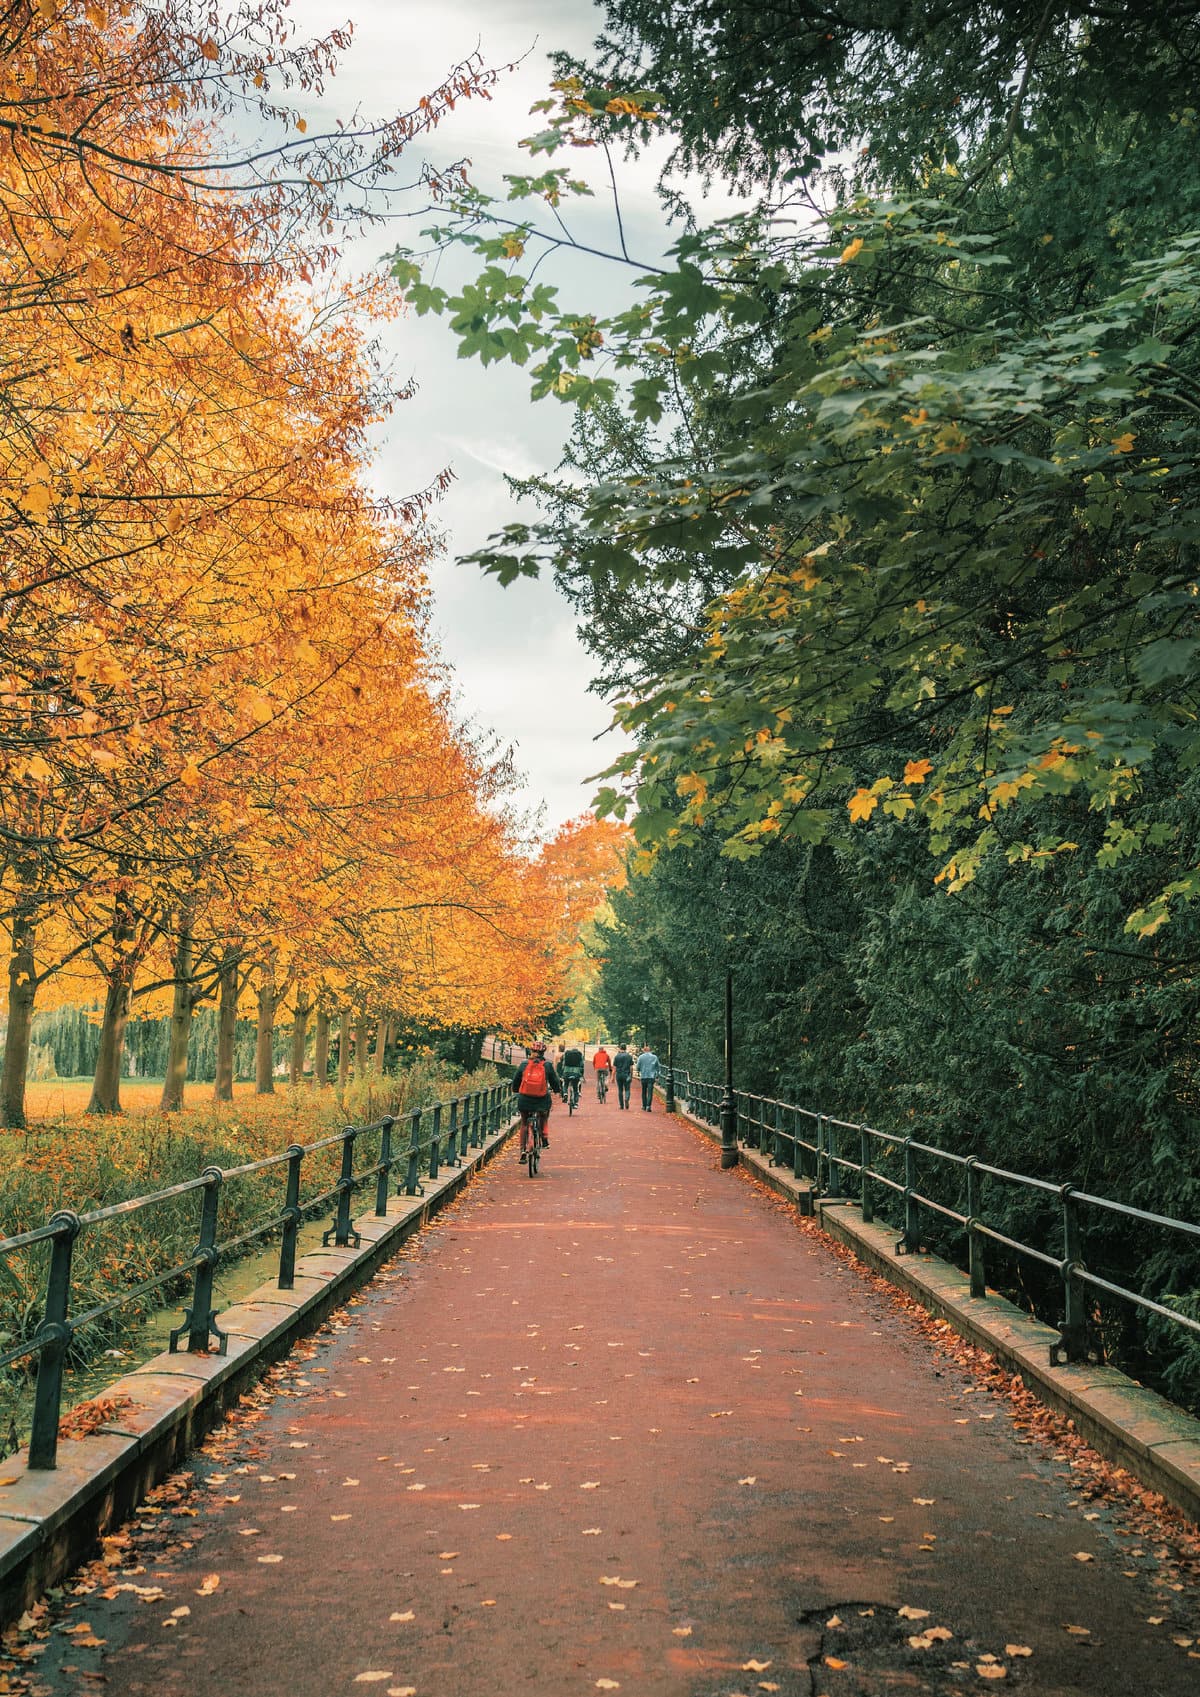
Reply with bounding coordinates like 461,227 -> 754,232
87,972 -> 133,1114
160,909 -> 195,1112
214,948 -> 239,1102
314,1007 -> 330,1087
337,1008 -> 350,1091
354,1009 -> 369,1079
1,905 -> 37,1129
371,1012 -> 388,1074
290,994 -> 310,1085
255,954 -> 276,1095
87,891 -> 146,1116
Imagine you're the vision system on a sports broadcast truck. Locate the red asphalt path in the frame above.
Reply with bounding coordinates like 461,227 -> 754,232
21,1087 -> 1200,1697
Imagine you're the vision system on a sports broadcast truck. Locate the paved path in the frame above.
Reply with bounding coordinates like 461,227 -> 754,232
21,1088 -> 1200,1696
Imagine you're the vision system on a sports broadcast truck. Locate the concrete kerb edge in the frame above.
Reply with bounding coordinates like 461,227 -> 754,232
670,1097 -> 1200,1525
0,1113 -> 517,1626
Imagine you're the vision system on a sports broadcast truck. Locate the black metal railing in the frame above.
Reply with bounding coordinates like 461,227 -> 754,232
0,1082 -> 514,1471
669,1066 -> 1200,1369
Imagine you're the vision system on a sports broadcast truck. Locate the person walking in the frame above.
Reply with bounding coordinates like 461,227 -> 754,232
612,1042 -> 634,1110
636,1044 -> 659,1112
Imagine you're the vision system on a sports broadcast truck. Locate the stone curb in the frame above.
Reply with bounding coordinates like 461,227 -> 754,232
673,1099 -> 1200,1525
0,1116 -> 516,1626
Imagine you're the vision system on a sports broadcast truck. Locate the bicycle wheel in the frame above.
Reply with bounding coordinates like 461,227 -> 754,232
528,1115 -> 541,1175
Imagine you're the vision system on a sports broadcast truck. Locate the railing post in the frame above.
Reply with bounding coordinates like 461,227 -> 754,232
792,1107 -> 804,1181
447,1098 -> 460,1166
405,1108 -> 425,1196
429,1103 -> 442,1180
771,1100 -> 783,1167
28,1211 -> 81,1471
896,1136 -> 919,1254
860,1127 -> 873,1223
279,1144 -> 304,1289
375,1117 -> 395,1216
170,1168 -> 229,1355
1052,1184 -> 1090,1365
815,1114 -> 825,1191
323,1127 -> 362,1249
826,1120 -> 844,1198
966,1158 -> 985,1299
470,1090 -> 480,1148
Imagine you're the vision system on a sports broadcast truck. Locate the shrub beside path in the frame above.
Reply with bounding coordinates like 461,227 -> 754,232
12,1087 -> 1200,1696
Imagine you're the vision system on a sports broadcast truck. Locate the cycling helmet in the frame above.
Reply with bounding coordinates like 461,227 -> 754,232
529,1041 -> 547,1055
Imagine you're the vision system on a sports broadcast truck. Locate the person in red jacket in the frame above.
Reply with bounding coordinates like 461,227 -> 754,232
511,1041 -> 561,1158
592,1043 -> 612,1101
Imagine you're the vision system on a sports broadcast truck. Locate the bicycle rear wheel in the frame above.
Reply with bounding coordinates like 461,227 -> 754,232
527,1114 -> 541,1175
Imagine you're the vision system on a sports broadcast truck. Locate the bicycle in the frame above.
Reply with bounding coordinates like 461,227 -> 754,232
524,1108 -> 546,1176
595,1069 -> 609,1103
564,1074 -> 582,1114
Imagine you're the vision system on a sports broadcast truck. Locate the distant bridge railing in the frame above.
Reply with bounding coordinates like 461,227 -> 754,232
669,1067 -> 1200,1370
0,1082 -> 513,1472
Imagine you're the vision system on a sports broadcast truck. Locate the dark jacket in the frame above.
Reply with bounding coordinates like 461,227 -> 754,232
612,1050 -> 634,1081
512,1057 -> 562,1104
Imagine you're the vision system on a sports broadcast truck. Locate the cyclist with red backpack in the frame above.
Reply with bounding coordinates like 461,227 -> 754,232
511,1041 -> 562,1159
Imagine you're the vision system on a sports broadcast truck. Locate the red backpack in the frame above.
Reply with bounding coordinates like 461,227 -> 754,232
521,1057 -> 547,1095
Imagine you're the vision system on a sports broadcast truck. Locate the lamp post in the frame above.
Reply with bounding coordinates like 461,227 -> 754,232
641,987 -> 649,1048
719,967 -> 738,1168
665,997 -> 675,1114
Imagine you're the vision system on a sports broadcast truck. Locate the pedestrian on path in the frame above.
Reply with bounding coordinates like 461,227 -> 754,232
613,1042 -> 634,1109
637,1044 -> 659,1111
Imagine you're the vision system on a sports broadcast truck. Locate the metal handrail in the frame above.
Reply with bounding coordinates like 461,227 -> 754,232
668,1064 -> 1200,1371
0,1078 -> 514,1471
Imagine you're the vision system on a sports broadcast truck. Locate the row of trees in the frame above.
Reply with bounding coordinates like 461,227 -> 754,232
392,2 -> 1200,1403
0,2 -> 610,1126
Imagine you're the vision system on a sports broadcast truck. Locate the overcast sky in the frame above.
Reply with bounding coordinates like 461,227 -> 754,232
283,0 -> 717,838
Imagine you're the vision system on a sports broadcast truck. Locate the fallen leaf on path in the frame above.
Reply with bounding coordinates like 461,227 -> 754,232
1005,1645 -> 1032,1657
389,1611 -> 415,1622
595,1681 -> 620,1690
823,1657 -> 847,1671
496,1533 -> 513,1541
672,1626 -> 692,1637
331,1514 -> 352,1522
582,1529 -> 601,1536
742,1660 -> 771,1672
195,1575 -> 220,1596
608,1602 -> 625,1611
458,1503 -> 481,1509
913,1498 -> 936,1506
386,1688 -> 415,1696
738,1477 -> 757,1486
256,1554 -> 283,1564
599,1577 -> 638,1589
976,1665 -> 1007,1679
709,1410 -> 733,1419
897,1607 -> 929,1620
826,1616 -> 842,1628
1073,1552 -> 1093,1563
581,1481 -> 600,1489
1063,1625 -> 1090,1635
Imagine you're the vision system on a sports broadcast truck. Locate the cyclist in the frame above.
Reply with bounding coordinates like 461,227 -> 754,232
511,1042 -> 561,1160
612,1042 -> 634,1110
560,1043 -> 585,1109
592,1042 -> 612,1102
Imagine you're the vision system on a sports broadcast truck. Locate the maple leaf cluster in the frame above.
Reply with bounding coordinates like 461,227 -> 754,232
0,2 -> 574,1123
